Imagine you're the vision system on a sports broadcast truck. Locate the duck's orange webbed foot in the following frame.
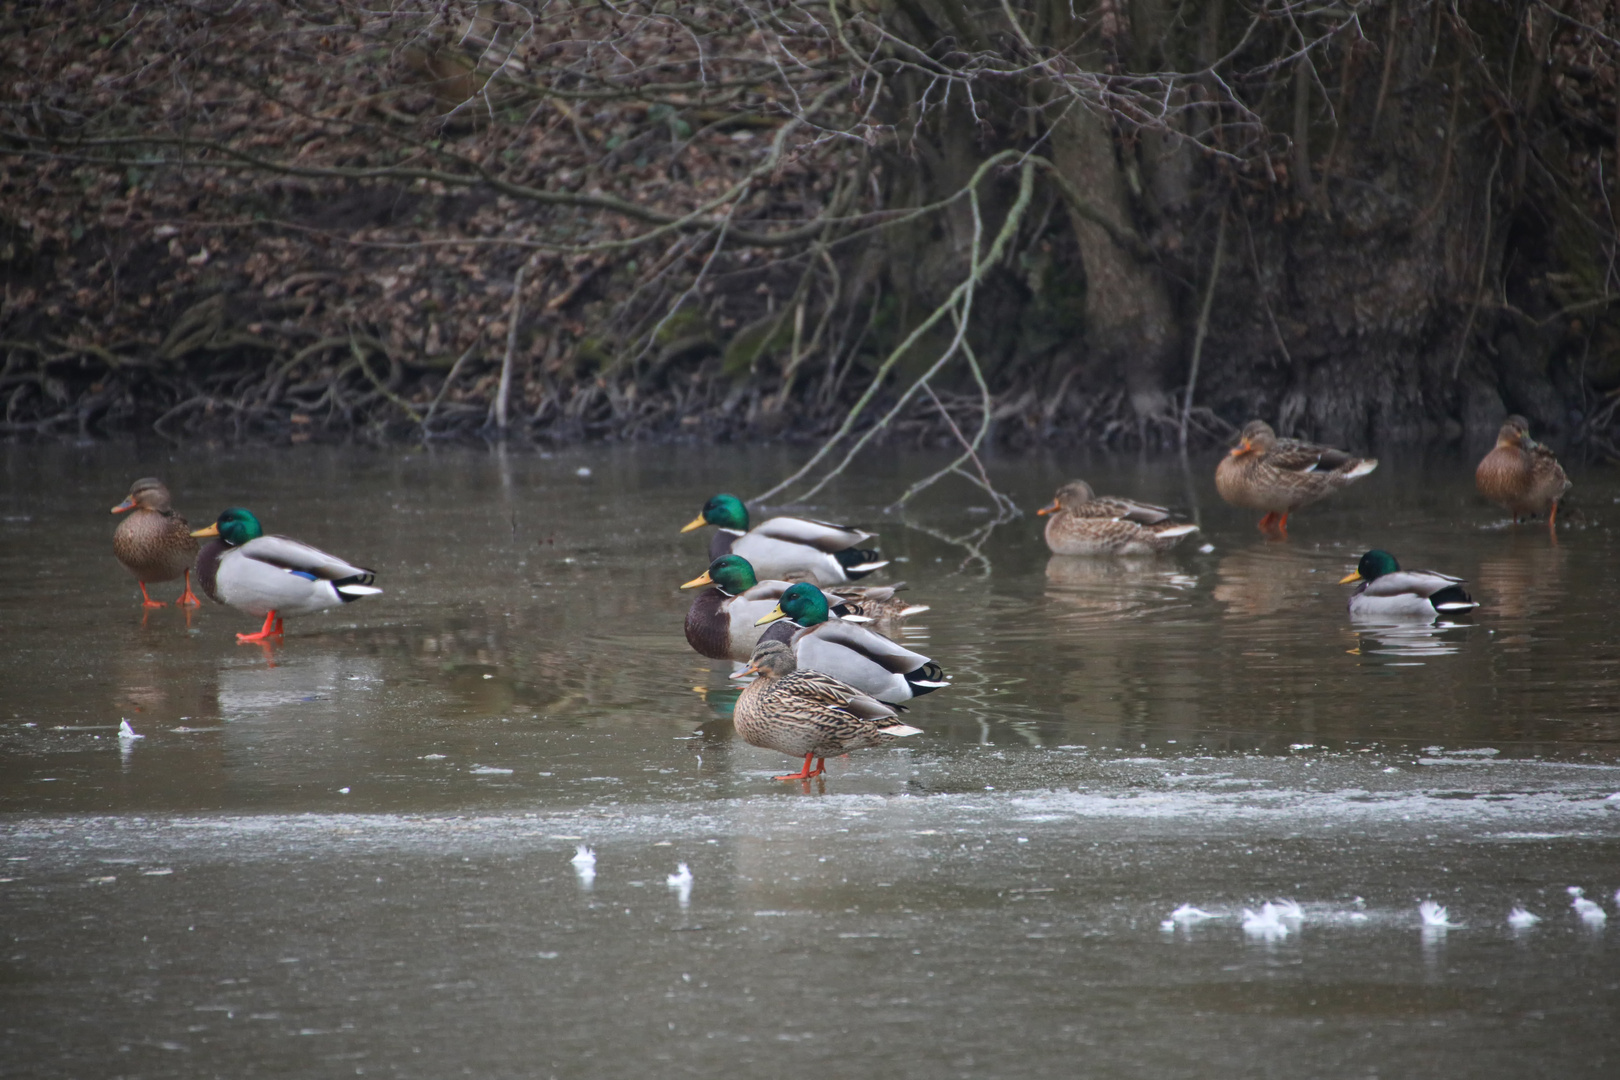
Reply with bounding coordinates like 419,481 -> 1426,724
774,752 -> 819,781
236,611 -> 283,643
175,570 -> 202,607
138,583 -> 166,608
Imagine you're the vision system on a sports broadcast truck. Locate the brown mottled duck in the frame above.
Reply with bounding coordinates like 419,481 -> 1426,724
111,477 -> 200,607
731,640 -> 922,781
1475,415 -> 1570,537
1037,480 -> 1200,555
1215,420 -> 1378,535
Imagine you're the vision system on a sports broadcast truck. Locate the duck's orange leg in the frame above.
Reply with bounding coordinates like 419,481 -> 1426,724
1257,512 -> 1278,532
236,610 -> 283,643
1276,511 -> 1290,538
138,583 -> 166,608
174,570 -> 201,607
774,752 -> 818,781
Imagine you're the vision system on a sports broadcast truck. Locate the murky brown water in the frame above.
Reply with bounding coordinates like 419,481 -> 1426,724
3,439 -> 1619,1077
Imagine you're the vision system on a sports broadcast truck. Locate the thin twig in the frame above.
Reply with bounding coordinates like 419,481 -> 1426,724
1181,207 -> 1227,449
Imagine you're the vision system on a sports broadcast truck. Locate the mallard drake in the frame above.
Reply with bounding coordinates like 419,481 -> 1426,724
681,493 -> 888,585
680,555 -> 925,662
1339,549 -> 1479,620
190,508 -> 382,642
1475,415 -> 1571,536
1215,420 -> 1377,534
755,582 -> 948,703
731,640 -> 923,780
111,477 -> 200,607
1037,480 -> 1200,555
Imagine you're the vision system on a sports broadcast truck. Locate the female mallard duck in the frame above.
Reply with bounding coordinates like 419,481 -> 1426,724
1475,415 -> 1571,536
1037,480 -> 1200,555
1215,420 -> 1378,534
190,508 -> 382,642
1339,549 -> 1479,620
731,640 -> 922,780
111,477 -> 200,607
755,582 -> 948,704
681,493 -> 888,585
680,554 -> 927,662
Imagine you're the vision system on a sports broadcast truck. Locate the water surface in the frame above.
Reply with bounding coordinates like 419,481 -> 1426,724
2,440 -> 1618,1077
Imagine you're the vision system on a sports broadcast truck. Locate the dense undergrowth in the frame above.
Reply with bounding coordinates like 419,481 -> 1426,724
1,1 -> 1617,457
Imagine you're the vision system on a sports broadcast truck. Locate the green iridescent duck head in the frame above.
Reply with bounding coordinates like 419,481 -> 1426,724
191,507 -> 264,547
680,553 -> 760,595
681,493 -> 749,533
754,581 -> 831,628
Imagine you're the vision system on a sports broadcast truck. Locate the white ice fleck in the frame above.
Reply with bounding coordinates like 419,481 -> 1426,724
1242,903 -> 1289,940
571,845 -> 596,888
667,862 -> 693,908
1159,919 -> 1176,932
1507,907 -> 1541,929
1274,898 -> 1305,922
118,720 -> 143,741
1569,886 -> 1607,925
576,466 -> 592,477
1419,900 -> 1462,927
1170,904 -> 1219,923
470,765 -> 513,775
338,787 -> 350,794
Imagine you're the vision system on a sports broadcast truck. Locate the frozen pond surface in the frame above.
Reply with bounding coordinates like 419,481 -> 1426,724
3,440 -> 1619,1077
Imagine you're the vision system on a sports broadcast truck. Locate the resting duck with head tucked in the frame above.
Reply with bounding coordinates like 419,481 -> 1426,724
1475,415 -> 1571,536
1037,480 -> 1200,555
731,640 -> 923,781
191,508 -> 382,642
755,582 -> 948,704
681,493 -> 888,585
680,554 -> 926,662
1215,420 -> 1378,535
111,477 -> 201,607
1339,549 -> 1479,620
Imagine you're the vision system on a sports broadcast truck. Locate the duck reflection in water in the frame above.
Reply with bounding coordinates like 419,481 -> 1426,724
1476,537 -> 1567,620
1043,556 -> 1196,619
1211,546 -> 1319,618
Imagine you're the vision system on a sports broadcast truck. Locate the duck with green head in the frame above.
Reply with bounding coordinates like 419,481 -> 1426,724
1339,549 -> 1479,620
731,640 -> 923,781
191,508 -> 382,642
681,493 -> 888,586
754,582 -> 948,704
680,554 -> 928,662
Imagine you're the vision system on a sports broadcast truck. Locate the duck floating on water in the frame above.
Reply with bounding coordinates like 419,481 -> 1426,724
190,508 -> 381,642
1215,420 -> 1377,535
731,640 -> 922,781
754,582 -> 948,704
111,477 -> 200,607
1475,415 -> 1571,537
681,493 -> 887,585
1339,550 -> 1480,620
1036,480 -> 1199,555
